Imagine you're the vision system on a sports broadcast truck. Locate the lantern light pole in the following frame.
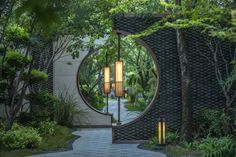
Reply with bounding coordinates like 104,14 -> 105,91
115,33 -> 123,125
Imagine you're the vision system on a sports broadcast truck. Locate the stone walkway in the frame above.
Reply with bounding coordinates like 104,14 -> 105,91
29,128 -> 166,157
103,98 -> 140,123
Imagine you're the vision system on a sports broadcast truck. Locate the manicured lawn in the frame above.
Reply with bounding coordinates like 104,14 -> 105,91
0,125 -> 76,157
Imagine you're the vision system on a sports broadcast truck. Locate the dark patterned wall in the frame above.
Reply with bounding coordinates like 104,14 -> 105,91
33,42 -> 54,92
112,14 -> 228,142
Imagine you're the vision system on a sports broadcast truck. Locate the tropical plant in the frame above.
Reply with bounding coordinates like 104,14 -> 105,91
197,109 -> 235,137
197,137 -> 236,157
166,132 -> 180,144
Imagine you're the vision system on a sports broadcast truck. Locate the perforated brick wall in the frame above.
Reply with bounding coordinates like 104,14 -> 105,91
112,14 -> 230,142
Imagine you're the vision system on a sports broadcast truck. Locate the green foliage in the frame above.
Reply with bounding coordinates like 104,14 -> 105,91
37,121 -> 56,136
29,70 -> 48,83
79,52 -> 106,111
0,120 -> 4,131
197,109 -> 234,137
79,38 -> 157,113
166,132 -> 180,144
25,90 -> 82,127
54,90 -> 80,126
121,0 -> 236,44
221,60 -> 236,94
4,24 -> 30,44
18,112 -> 51,127
0,125 -> 74,157
126,97 -> 147,112
25,91 -> 57,120
197,137 -> 236,157
110,0 -> 164,14
0,124 -> 42,150
149,136 -> 158,145
4,49 -> 31,68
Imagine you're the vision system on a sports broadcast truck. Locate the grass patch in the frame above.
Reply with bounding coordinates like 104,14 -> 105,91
0,125 -> 76,157
125,102 -> 145,112
161,145 -> 201,157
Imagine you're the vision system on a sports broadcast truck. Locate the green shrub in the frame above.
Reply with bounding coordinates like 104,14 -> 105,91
197,137 -> 236,157
25,90 -> 58,120
18,111 -> 51,126
37,121 -> 56,136
25,90 -> 82,127
17,113 -> 56,136
166,132 -> 180,144
4,49 -> 31,68
29,70 -> 48,83
149,136 -> 158,145
80,85 -> 106,111
54,90 -> 81,126
4,24 -> 30,44
197,109 -> 233,137
0,125 -> 41,149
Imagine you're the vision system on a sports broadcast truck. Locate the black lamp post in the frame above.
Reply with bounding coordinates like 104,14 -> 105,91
115,33 -> 123,125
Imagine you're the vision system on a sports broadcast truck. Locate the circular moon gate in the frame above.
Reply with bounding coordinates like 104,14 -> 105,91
112,14 -> 226,143
77,39 -> 159,125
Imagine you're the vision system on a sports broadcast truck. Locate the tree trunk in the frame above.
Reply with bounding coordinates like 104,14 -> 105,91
5,114 -> 14,132
176,29 -> 192,142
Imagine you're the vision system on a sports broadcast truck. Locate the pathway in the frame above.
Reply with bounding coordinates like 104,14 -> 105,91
28,128 -> 166,157
103,99 -> 140,123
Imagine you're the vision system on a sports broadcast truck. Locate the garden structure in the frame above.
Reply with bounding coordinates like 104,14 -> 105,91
111,14 -> 231,143
1,1 -> 236,157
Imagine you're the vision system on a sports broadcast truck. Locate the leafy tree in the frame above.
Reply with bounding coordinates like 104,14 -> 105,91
0,0 -> 91,131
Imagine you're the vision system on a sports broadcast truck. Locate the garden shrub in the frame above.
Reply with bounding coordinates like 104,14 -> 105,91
37,121 -> 56,136
197,137 -> 236,157
149,136 -> 158,145
4,24 -> 30,44
17,114 -> 56,136
18,111 -> 51,126
26,90 -> 58,120
23,90 -> 82,127
166,132 -> 180,144
29,70 -> 48,83
1,125 -> 41,149
196,109 -> 233,137
54,90 -> 80,126
4,49 -> 31,69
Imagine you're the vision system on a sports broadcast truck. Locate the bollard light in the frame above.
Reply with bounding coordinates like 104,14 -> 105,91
156,117 -> 166,146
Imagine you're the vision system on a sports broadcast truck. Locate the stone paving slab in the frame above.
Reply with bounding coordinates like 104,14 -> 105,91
28,128 -> 166,157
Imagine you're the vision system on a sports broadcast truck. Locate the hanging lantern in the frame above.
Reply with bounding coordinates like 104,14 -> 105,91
104,66 -> 111,94
115,60 -> 123,97
156,117 -> 166,146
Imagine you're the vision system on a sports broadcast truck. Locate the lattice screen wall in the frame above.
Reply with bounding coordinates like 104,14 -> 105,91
112,14 -> 229,142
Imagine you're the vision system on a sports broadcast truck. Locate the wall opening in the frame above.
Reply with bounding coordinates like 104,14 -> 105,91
77,37 -> 159,124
